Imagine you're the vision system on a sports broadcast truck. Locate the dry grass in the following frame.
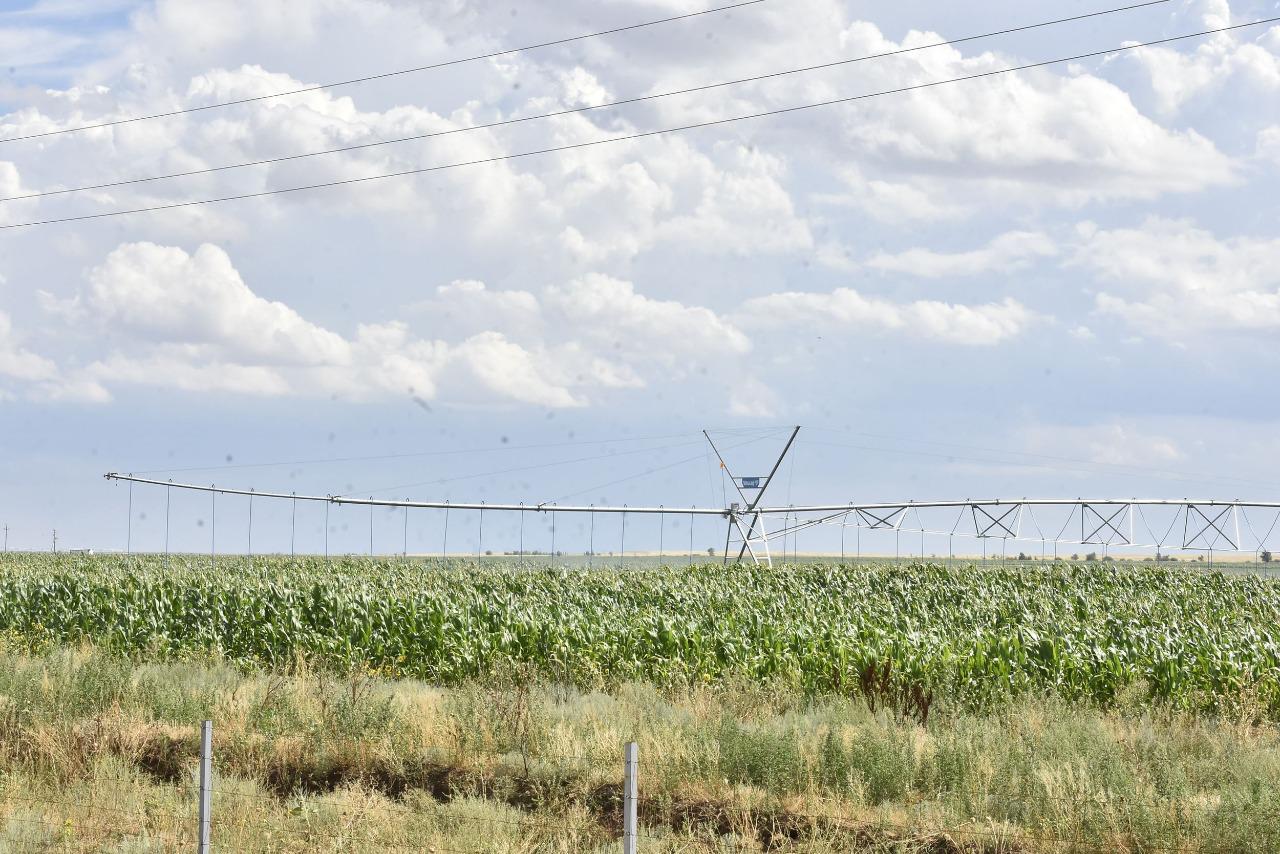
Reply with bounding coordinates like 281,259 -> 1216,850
0,646 -> 1275,851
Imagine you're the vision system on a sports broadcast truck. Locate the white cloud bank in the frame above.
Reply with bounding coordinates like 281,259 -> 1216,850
864,231 -> 1057,278
1123,1 -> 1280,114
1075,218 -> 1280,335
1020,421 -> 1184,468
0,0 -> 1245,255
0,310 -> 107,402
14,241 -> 1041,406
0,311 -> 57,384
74,242 -> 586,407
88,243 -> 351,366
778,12 -> 1239,218
0,0 -> 1269,414
735,290 -> 1032,345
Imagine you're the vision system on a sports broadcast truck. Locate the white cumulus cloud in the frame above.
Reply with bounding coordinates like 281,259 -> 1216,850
735,289 -> 1033,345
88,242 -> 352,366
1122,1 -> 1280,114
0,309 -> 108,402
1020,422 -> 1184,468
866,231 -> 1057,278
1075,218 -> 1280,334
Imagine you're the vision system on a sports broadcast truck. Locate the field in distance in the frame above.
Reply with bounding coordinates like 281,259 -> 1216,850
0,553 -> 1277,717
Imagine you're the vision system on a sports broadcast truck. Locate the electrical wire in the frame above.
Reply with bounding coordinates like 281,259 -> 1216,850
0,0 -> 1172,204
0,0 -> 769,145
336,437 -> 707,498
4,17 -> 1274,231
805,426 -> 1278,490
803,437 -> 1278,493
551,430 -> 785,503
126,430 -> 705,475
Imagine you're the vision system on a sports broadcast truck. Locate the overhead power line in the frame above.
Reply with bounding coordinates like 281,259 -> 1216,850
343,430 -> 786,500
0,0 -> 768,145
803,439 -> 1275,491
4,16 -> 1276,231
339,437 -> 711,498
124,426 -> 781,478
549,431 -> 786,503
127,430 -> 707,475
0,0 -> 1171,204
805,426 -> 1278,490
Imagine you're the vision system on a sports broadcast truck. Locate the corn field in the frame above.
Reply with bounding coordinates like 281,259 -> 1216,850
0,554 -> 1277,718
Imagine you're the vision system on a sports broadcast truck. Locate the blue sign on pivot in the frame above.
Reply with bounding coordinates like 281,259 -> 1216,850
740,477 -> 761,489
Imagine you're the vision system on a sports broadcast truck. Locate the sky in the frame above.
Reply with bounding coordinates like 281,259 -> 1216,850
0,0 -> 1279,556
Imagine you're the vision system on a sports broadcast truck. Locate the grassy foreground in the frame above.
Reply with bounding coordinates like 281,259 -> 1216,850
0,646 -> 1276,851
0,556 -> 1276,850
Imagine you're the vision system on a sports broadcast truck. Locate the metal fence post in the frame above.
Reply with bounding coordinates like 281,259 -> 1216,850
198,720 -> 212,854
622,741 -> 638,854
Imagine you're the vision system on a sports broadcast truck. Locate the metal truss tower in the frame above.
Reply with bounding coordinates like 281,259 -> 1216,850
104,427 -> 1280,563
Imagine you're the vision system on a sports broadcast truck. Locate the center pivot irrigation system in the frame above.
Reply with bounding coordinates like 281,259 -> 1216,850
105,427 -> 1280,565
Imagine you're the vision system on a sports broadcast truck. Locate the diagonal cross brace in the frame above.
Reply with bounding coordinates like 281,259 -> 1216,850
1183,504 -> 1237,550
857,506 -> 908,530
971,503 -> 1020,538
1082,503 -> 1131,545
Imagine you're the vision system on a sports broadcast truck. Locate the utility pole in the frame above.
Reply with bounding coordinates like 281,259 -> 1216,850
3,524 -> 8,553
51,529 -> 57,554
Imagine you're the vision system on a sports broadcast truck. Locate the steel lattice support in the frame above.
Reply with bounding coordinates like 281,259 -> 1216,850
103,426 -> 1280,565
